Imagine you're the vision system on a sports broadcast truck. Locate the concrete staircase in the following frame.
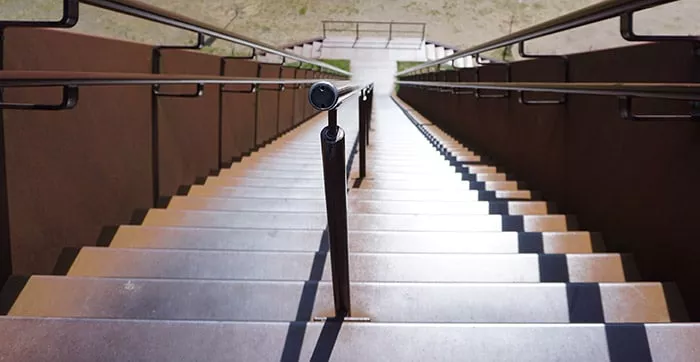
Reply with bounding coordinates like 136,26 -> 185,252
0,95 -> 697,361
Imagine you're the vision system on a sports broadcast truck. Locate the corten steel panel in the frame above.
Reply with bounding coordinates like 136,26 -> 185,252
293,68 -> 307,126
563,41 -> 700,320
1,28 -> 152,275
221,59 -> 258,164
277,68 -> 296,133
256,64 -> 281,145
304,70 -> 317,120
456,69 -> 478,144
473,65 -> 511,162
400,42 -> 700,320
505,58 -> 567,203
156,50 -> 219,198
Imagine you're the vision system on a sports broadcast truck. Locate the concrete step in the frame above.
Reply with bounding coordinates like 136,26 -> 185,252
166,196 -> 552,215
188,185 -> 534,201
140,209 -> 572,232
67,248 -> 629,283
108,227 -> 600,254
357,179 -> 522,191
204,176 -> 523,192
8,276 -> 677,323
1,318 -> 697,362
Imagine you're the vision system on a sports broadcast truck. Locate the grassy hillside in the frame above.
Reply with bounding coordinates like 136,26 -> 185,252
1,0 -> 697,58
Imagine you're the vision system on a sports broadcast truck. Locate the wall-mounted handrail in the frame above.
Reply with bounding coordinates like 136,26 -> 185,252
0,71 -> 349,111
396,81 -> 700,101
79,0 -> 351,76
396,0 -> 682,76
0,71 -> 348,88
308,81 -> 373,318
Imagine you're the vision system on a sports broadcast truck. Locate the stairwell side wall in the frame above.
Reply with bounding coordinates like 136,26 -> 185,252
0,28 -> 335,281
399,41 -> 700,320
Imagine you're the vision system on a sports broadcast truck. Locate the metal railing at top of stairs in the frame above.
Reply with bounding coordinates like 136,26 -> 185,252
322,20 -> 426,49
395,0 -> 695,76
0,0 -> 352,77
308,81 -> 374,319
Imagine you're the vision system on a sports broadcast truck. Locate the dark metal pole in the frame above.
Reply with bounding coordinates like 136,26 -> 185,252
366,86 -> 373,146
309,81 -> 351,317
358,89 -> 366,179
320,115 -> 351,317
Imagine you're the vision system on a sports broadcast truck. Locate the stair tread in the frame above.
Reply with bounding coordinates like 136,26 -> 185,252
188,185 -> 533,201
9,276 -> 674,323
109,226 -> 598,254
166,196 -> 551,215
142,209 -> 571,232
68,247 -> 627,282
1,318 -> 697,362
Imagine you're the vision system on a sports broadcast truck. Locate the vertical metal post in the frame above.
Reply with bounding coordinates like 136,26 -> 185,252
309,81 -> 351,317
366,85 -> 373,146
320,109 -> 351,317
358,89 -> 366,179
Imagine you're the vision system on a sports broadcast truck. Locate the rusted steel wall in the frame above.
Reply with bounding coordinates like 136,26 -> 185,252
1,28 -> 153,276
399,41 -> 700,319
156,50 -> 220,197
278,68 -> 296,134
0,28 -> 322,284
221,59 -> 258,164
256,64 -> 281,145
293,68 -> 307,126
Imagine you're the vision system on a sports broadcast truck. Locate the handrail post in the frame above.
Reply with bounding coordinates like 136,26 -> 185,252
359,89 -> 367,179
367,85 -> 373,146
309,81 -> 351,317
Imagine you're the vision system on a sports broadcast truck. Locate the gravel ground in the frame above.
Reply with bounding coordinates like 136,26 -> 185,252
1,0 -> 698,58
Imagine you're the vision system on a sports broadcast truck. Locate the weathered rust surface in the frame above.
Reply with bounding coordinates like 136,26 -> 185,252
1,28 -> 153,275
156,49 -> 219,197
256,64 -> 281,145
400,41 -> 700,320
293,68 -> 307,126
278,68 -> 296,134
221,59 -> 258,164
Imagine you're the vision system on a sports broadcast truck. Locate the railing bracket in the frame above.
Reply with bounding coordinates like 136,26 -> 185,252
0,85 -> 78,110
618,96 -> 699,121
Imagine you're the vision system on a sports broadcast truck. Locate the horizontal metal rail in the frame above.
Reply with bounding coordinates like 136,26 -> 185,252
79,0 -> 351,76
396,0 -> 681,76
0,71 -> 349,88
323,20 -> 426,26
396,81 -> 700,101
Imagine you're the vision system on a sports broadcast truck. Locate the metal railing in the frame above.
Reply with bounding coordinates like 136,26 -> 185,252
308,81 -> 373,318
397,80 -> 700,120
322,20 -> 426,49
0,0 -> 351,77
396,0 -> 690,76
0,71 -> 347,110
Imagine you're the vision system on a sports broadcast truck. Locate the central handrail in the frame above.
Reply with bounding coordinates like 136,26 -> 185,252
308,81 -> 374,318
396,0 -> 681,76
76,0 -> 351,77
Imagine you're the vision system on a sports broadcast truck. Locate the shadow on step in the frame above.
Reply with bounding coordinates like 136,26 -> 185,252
281,230 -> 340,362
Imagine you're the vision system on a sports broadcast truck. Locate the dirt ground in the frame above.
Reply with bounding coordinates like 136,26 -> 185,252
1,0 -> 698,58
